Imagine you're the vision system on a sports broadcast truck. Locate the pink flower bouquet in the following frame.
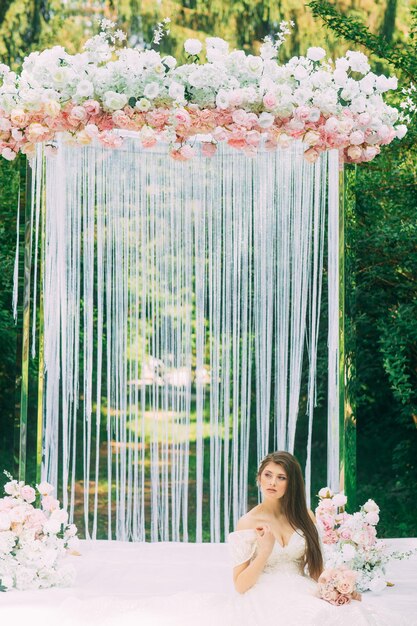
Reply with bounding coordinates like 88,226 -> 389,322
317,566 -> 361,605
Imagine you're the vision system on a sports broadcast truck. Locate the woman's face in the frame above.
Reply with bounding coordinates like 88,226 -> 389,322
259,462 -> 288,500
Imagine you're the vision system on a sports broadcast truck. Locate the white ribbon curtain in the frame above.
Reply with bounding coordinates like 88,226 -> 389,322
31,137 -> 339,541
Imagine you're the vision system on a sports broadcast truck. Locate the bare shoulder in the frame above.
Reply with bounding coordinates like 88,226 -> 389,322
235,508 -> 260,531
308,509 -> 317,523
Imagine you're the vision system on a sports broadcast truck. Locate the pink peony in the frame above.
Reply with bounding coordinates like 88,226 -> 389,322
303,147 -> 320,162
0,117 -> 12,132
20,485 -> 36,503
112,110 -> 132,129
41,495 -> 60,512
174,108 -> 191,126
67,105 -> 88,125
349,130 -> 365,146
346,145 -> 362,161
97,131 -> 123,149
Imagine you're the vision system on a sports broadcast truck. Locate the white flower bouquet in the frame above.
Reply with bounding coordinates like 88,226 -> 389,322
315,488 -> 415,592
0,471 -> 79,591
0,20 -> 407,162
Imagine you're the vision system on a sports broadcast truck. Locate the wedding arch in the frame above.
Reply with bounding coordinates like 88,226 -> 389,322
6,27 -> 403,542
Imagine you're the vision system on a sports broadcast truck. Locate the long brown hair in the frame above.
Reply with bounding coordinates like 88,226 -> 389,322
257,451 -> 323,580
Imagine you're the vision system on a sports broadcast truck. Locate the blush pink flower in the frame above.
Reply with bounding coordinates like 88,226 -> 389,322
232,109 -> 249,127
20,485 -> 36,503
263,92 -> 277,109
10,109 -> 29,128
201,142 -> 217,157
83,100 -> 101,115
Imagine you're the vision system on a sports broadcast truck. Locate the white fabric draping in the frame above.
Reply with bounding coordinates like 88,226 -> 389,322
1,539 -> 416,625
30,137 -> 339,541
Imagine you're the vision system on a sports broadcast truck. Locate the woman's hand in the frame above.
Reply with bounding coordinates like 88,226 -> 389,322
255,524 -> 275,557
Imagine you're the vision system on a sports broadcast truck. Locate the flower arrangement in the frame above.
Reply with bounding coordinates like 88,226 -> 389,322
0,20 -> 407,163
0,471 -> 79,591
315,487 -> 415,592
317,565 -> 360,605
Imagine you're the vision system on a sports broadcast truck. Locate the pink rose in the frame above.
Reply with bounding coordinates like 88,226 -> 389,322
303,130 -> 321,146
321,588 -> 339,603
232,109 -> 249,127
334,594 -> 350,606
349,130 -> 365,145
322,530 -> 339,545
20,485 -> 36,503
263,92 -> 277,109
213,126 -> 228,142
201,142 -> 217,157
170,144 -> 195,161
97,131 -> 123,149
1,147 -> 17,161
112,110 -> 132,129
324,117 -> 340,133
0,118 -> 11,132
346,145 -> 362,161
245,130 -> 261,146
174,108 -> 191,126
357,112 -> 371,126
10,109 -> 29,128
362,145 -> 379,161
295,106 -> 311,121
68,105 -> 88,125
228,90 -> 243,107
26,123 -> 52,143
303,147 -> 320,163
83,100 -> 101,115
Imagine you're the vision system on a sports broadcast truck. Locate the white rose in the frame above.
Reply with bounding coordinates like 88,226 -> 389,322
258,112 -> 274,128
143,83 -> 160,100
318,486 -> 333,499
332,493 -> 348,507
103,91 -> 128,111
50,508 -> 69,525
294,65 -> 309,81
260,42 -> 276,60
395,124 -> 407,139
76,80 -> 94,98
307,47 -> 326,62
168,81 -> 185,101
44,518 -> 61,534
162,55 -> 177,69
246,55 -> 263,77
206,37 -> 229,54
346,50 -> 370,74
0,511 -> 11,531
36,481 -> 54,496
335,57 -> 350,72
368,576 -> 386,593
135,98 -> 150,112
363,499 -> 380,513
184,39 -> 202,56
4,481 -> 21,497
341,543 -> 356,561
333,69 -> 349,87
215,89 -> 230,109
359,73 -> 376,95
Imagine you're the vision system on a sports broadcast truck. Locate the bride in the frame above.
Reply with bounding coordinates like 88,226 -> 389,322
61,451 -> 408,626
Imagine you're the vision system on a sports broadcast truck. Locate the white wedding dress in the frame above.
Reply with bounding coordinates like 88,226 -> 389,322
60,529 -> 408,626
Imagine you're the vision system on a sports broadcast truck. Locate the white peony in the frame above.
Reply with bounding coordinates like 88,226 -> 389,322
206,37 -> 229,54
293,65 -> 309,81
184,39 -> 202,56
103,91 -> 128,111
333,69 -> 349,87
4,481 -> 21,497
307,47 -> 326,62
168,81 -> 185,101
260,42 -> 276,60
318,486 -> 333,499
43,518 -> 61,534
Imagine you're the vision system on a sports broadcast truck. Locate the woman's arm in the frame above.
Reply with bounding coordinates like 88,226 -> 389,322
233,549 -> 271,594
233,523 -> 275,594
